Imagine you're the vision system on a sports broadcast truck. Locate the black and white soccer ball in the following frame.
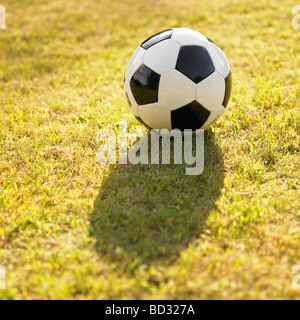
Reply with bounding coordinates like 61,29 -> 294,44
124,28 -> 232,131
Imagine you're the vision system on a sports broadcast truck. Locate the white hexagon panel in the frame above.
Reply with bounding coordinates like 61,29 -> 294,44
143,39 -> 180,75
196,72 -> 225,112
139,103 -> 171,130
124,47 -> 145,82
206,42 -> 230,78
158,69 -> 196,111
201,106 -> 226,130
171,28 -> 208,47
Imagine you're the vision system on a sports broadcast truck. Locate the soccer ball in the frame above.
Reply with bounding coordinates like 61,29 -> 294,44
124,28 -> 232,131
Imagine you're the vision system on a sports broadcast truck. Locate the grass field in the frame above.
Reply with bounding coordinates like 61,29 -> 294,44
0,0 -> 299,299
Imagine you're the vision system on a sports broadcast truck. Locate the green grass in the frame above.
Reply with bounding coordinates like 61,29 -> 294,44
0,0 -> 299,299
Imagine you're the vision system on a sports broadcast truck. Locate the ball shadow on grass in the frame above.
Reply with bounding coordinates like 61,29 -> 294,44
90,132 -> 224,266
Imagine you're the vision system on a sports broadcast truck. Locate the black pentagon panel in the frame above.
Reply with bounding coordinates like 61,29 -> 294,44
176,46 -> 215,83
223,72 -> 232,108
171,101 -> 210,131
130,64 -> 160,105
141,29 -> 174,50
